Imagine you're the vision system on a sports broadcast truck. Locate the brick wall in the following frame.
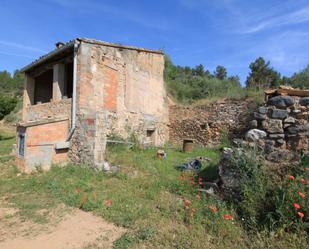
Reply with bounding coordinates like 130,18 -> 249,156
16,119 -> 69,172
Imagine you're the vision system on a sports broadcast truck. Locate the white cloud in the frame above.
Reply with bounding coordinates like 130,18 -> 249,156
241,6 -> 309,33
0,51 -> 35,59
0,40 -> 47,53
45,0 -> 169,30
262,31 -> 309,73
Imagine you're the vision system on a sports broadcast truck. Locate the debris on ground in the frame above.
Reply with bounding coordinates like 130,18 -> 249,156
178,159 -> 202,171
157,149 -> 167,159
96,160 -> 119,173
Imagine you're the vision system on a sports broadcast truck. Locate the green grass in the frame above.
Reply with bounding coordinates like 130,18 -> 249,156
0,130 -> 308,248
0,129 -> 15,164
0,129 -> 15,155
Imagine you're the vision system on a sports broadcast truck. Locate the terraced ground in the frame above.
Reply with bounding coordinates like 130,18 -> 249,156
0,125 -> 307,248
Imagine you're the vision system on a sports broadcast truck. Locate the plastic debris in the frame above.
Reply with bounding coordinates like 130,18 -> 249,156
178,159 -> 202,171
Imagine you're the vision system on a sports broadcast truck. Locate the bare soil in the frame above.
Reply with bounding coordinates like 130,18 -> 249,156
0,205 -> 125,249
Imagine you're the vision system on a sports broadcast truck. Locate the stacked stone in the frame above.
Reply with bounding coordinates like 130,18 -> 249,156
169,100 -> 254,146
246,96 -> 309,151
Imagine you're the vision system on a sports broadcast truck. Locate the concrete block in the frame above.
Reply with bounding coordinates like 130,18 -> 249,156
55,141 -> 70,149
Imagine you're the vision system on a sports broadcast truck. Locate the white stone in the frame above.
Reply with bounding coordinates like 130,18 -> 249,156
245,129 -> 267,142
103,161 -> 110,171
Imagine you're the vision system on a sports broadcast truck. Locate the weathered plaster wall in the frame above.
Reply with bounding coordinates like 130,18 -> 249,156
69,42 -> 169,167
16,119 -> 69,172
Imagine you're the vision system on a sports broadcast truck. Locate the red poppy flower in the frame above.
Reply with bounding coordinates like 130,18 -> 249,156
298,192 -> 305,198
208,205 -> 218,213
293,203 -> 301,209
297,212 -> 304,218
198,178 -> 203,181
179,176 -> 185,181
104,199 -> 112,207
190,181 -> 195,185
183,199 -> 192,209
191,208 -> 197,213
287,175 -> 295,180
75,188 -> 81,193
305,167 -> 309,171
224,214 -> 230,220
300,178 -> 305,184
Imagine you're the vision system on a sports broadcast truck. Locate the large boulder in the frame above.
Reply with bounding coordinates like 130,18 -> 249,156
296,112 -> 309,120
218,148 -> 242,201
299,97 -> 309,106
271,109 -> 288,119
245,129 -> 267,142
254,112 -> 266,120
249,120 -> 258,128
258,106 -> 268,114
266,150 -> 298,163
284,116 -> 295,124
262,119 -> 283,133
267,96 -> 294,108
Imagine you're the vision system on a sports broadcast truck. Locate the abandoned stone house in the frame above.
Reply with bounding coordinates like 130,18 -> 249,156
16,38 -> 169,172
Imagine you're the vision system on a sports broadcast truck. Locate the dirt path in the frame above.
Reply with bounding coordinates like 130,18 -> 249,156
0,207 -> 125,249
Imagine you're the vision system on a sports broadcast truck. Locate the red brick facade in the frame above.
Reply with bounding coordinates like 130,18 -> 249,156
103,66 -> 118,111
16,120 -> 69,172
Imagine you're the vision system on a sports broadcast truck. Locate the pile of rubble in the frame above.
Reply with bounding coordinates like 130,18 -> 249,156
245,93 -> 309,152
169,99 -> 256,146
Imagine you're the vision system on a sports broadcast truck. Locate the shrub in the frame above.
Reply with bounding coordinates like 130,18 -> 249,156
0,95 -> 17,120
4,97 -> 22,123
229,148 -> 309,233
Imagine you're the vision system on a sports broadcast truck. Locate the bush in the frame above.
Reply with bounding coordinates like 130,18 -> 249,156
0,95 -> 18,120
164,56 -> 244,103
229,148 -> 309,233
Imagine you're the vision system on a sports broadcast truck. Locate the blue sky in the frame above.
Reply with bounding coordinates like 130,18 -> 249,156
1,0 -> 309,83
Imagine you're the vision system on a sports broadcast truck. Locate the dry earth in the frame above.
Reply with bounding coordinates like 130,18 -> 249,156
0,205 -> 126,249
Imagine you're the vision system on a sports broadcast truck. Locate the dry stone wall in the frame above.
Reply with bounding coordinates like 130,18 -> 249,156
169,99 -> 257,146
245,96 -> 309,151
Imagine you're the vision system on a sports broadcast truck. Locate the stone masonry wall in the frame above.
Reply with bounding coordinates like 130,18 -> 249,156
69,42 -> 169,167
169,99 -> 256,146
25,98 -> 71,122
246,96 -> 309,151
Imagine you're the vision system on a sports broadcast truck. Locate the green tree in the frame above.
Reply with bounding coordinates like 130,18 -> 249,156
288,65 -> 309,89
164,56 -> 243,103
194,64 -> 204,77
214,65 -> 227,80
246,57 -> 281,89
228,75 -> 241,87
0,95 -> 17,120
0,70 -> 24,96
